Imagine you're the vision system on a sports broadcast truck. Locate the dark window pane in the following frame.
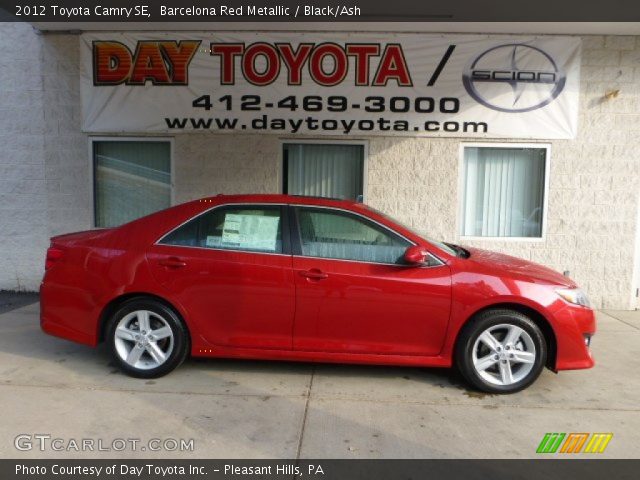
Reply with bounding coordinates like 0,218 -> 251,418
161,218 -> 199,247
296,208 -> 409,264
161,206 -> 282,254
94,141 -> 171,227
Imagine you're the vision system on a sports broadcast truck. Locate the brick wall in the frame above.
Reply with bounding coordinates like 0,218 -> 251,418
41,33 -> 91,239
173,134 -> 280,203
0,24 -> 48,291
0,25 -> 638,309
0,25 -> 89,290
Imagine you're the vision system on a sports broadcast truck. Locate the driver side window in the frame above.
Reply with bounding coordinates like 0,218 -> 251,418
295,207 -> 410,264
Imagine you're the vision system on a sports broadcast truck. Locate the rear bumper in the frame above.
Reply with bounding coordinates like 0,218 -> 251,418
41,316 -> 96,346
553,304 -> 596,370
40,282 -> 99,347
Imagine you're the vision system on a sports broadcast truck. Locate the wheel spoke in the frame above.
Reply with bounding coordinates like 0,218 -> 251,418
511,350 -> 536,364
146,343 -> 167,365
478,331 -> 500,352
115,326 -> 137,342
499,361 -> 514,384
126,344 -> 145,365
137,311 -> 151,333
151,326 -> 172,340
474,354 -> 498,371
504,325 -> 524,346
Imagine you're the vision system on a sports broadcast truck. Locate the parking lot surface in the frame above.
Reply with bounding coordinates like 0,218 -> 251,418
0,299 -> 638,458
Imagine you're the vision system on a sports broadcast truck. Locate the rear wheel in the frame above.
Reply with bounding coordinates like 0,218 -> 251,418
455,309 -> 546,393
106,298 -> 189,378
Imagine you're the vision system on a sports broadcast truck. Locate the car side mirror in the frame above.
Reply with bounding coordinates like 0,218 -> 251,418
403,246 -> 429,266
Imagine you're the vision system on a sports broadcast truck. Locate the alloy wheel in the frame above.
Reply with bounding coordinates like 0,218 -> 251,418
471,323 -> 537,386
113,310 -> 174,370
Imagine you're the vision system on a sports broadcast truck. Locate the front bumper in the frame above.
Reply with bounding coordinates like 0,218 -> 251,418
553,303 -> 596,370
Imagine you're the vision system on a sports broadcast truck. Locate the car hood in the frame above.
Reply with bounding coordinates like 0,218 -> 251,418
464,247 -> 576,287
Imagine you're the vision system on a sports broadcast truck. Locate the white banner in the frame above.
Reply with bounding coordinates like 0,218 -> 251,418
80,32 -> 581,139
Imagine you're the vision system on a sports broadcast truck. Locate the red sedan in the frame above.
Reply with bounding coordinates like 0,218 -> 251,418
40,194 -> 595,393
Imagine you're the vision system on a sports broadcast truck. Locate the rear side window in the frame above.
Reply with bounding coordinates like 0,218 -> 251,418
295,207 -> 410,264
160,206 -> 283,254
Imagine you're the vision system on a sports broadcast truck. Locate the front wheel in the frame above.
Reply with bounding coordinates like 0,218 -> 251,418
106,298 -> 189,378
455,309 -> 547,394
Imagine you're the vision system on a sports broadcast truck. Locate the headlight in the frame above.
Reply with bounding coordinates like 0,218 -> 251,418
556,288 -> 591,308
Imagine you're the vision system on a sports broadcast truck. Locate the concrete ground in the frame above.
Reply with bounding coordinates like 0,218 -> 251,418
0,300 -> 638,459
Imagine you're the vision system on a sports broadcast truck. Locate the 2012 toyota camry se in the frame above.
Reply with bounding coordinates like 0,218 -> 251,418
40,194 -> 595,393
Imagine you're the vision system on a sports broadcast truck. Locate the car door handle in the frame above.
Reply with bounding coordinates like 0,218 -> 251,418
299,269 -> 328,280
158,257 -> 187,269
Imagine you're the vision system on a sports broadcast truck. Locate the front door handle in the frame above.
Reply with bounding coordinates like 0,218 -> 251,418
158,256 -> 187,269
299,269 -> 328,280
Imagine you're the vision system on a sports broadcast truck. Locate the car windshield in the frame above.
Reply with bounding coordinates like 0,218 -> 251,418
362,205 -> 460,257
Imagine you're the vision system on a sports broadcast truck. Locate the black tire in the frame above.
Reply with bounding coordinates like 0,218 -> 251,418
455,309 -> 547,394
106,297 -> 189,378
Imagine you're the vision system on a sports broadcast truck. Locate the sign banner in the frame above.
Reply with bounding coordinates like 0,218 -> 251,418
80,32 -> 581,139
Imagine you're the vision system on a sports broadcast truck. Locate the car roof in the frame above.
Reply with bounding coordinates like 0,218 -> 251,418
195,193 -> 365,210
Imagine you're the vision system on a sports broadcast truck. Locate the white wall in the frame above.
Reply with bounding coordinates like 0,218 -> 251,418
0,24 -> 49,291
0,24 -> 638,309
42,33 -> 92,240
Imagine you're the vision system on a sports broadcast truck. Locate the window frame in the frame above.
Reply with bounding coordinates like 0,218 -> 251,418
89,136 -> 175,228
290,205 -> 444,267
457,142 -> 551,242
156,203 -> 291,257
279,139 -> 369,202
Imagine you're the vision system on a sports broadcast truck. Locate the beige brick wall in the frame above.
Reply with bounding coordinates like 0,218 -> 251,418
173,134 -> 281,203
0,25 -> 638,309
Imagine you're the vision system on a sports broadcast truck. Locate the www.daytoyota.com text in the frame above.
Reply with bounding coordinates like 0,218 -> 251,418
164,94 -> 489,134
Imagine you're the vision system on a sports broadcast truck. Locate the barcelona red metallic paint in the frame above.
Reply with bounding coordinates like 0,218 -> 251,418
40,194 -> 595,372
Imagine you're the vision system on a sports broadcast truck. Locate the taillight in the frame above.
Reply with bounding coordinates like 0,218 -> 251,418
45,247 -> 64,270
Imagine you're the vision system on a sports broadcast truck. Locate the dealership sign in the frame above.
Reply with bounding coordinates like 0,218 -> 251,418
80,33 -> 581,139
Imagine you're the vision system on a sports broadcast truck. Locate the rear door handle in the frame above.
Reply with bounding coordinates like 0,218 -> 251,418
158,257 -> 187,269
299,269 -> 328,280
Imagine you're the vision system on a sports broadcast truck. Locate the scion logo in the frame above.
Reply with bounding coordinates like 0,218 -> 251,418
463,43 -> 566,113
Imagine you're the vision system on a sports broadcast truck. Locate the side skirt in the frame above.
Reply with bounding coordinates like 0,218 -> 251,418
190,344 -> 452,368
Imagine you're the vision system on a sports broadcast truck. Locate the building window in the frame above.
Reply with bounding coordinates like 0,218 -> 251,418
283,143 -> 364,201
460,145 -> 548,239
93,140 -> 171,227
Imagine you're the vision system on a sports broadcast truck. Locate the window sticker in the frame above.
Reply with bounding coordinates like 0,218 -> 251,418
205,236 -> 222,248
221,213 -> 279,251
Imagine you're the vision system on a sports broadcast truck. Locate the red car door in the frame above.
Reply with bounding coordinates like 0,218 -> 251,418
291,206 -> 451,356
146,204 -> 295,350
